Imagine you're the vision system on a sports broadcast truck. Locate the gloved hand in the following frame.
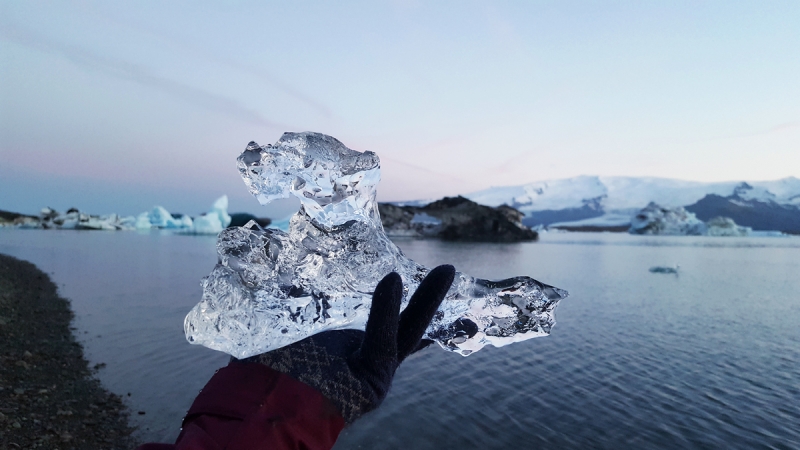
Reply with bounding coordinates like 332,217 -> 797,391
239,265 -> 455,424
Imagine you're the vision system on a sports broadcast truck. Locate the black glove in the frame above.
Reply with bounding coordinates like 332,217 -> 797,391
239,265 -> 455,423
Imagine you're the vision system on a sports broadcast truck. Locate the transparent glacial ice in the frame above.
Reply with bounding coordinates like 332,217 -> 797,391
185,132 -> 567,358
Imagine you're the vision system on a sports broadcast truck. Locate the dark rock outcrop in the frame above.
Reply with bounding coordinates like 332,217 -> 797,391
0,209 -> 37,224
228,213 -> 272,228
379,196 -> 538,242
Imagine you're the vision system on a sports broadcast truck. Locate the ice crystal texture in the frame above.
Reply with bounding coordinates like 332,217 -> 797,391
185,132 -> 567,358
236,133 -> 381,230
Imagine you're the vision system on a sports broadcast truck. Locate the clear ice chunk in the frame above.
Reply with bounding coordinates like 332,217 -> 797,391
236,133 -> 382,230
185,132 -> 567,358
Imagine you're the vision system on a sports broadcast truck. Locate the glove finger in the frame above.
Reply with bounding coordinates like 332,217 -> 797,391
360,271 -> 403,364
397,264 -> 455,361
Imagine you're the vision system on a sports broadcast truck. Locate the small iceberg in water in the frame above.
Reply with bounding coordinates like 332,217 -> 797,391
181,196 -> 232,235
135,196 -> 231,234
649,265 -> 679,274
135,206 -> 193,229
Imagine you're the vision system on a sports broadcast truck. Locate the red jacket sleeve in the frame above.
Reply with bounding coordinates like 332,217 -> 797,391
136,361 -> 345,450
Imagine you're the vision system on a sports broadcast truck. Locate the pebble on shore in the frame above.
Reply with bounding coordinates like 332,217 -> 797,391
0,253 -> 138,449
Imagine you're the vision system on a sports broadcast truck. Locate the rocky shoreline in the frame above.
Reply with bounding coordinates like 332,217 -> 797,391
0,254 -> 138,449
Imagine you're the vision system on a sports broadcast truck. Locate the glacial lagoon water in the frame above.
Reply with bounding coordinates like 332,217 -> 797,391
1,229 -> 798,449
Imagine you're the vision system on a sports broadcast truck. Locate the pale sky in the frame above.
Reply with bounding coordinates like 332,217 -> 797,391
1,1 -> 799,218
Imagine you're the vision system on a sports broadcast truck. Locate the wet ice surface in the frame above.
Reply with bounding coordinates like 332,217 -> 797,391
184,132 -> 567,358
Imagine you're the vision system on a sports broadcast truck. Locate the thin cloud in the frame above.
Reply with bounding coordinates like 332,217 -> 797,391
768,121 -> 800,133
78,5 -> 334,119
0,22 -> 291,130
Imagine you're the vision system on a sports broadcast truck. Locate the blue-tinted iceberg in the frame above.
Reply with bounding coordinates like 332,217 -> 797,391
135,196 -> 230,233
135,206 -> 192,229
182,196 -> 232,235
185,132 -> 567,359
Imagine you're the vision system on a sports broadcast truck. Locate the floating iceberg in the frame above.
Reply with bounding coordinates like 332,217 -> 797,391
185,132 -> 567,359
135,206 -> 192,229
629,202 -> 706,235
14,207 -> 136,230
134,196 -> 230,233
705,216 -> 751,237
189,216 -> 223,234
629,203 -> 754,237
182,196 -> 232,235
649,265 -> 679,274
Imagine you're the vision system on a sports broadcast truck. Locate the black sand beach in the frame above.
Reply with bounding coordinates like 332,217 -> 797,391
0,253 -> 138,449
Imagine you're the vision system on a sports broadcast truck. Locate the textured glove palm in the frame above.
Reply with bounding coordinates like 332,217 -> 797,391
241,265 -> 455,423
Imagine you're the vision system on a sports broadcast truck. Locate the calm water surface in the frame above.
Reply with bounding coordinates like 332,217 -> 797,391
1,229 -> 798,449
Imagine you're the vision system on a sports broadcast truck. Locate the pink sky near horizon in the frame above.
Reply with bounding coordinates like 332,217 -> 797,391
2,1 -> 799,217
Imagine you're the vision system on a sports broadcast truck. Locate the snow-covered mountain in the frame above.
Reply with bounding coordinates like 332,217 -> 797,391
463,176 -> 800,232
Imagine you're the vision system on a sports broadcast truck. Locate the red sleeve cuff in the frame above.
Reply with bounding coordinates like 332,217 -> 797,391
137,361 -> 345,450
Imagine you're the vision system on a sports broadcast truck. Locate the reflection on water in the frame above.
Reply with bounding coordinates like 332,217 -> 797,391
1,230 -> 799,448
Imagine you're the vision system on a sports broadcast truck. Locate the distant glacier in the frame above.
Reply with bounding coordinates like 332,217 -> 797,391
462,176 -> 800,234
